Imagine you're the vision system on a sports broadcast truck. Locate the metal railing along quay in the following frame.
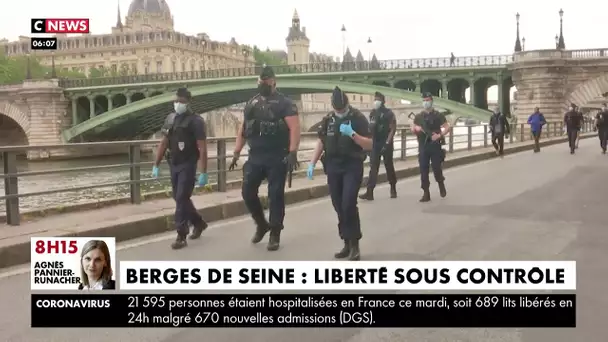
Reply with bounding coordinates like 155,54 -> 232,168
0,122 -> 582,226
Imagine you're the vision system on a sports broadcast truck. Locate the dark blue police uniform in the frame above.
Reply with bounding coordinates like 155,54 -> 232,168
413,94 -> 447,202
361,92 -> 397,200
161,109 -> 207,243
318,87 -> 371,261
241,90 -> 297,250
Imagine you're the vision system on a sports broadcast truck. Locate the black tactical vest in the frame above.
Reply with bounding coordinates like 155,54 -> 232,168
322,112 -> 364,160
243,95 -> 289,155
163,112 -> 199,165
370,108 -> 390,140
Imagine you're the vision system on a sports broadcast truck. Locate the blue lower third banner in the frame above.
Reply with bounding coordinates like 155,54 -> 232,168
31,294 -> 576,328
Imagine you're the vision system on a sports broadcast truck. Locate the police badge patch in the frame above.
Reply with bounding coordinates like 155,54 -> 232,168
178,142 -> 185,151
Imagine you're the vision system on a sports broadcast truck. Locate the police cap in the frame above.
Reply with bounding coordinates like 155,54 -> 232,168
176,87 -> 191,100
259,65 -> 275,80
374,91 -> 385,102
331,86 -> 349,110
422,92 -> 433,100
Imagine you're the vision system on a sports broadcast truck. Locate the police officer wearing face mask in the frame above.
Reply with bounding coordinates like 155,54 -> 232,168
596,103 -> 608,154
489,106 -> 510,157
359,92 -> 397,201
564,104 -> 583,154
306,87 -> 373,261
411,93 -> 450,202
228,66 -> 301,251
153,88 -> 209,249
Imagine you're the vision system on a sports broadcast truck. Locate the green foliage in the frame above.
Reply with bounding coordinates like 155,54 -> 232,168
251,45 -> 286,67
0,51 -> 86,84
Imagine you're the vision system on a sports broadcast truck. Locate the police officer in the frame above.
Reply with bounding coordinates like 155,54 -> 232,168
359,91 -> 397,201
153,88 -> 209,249
306,87 -> 372,260
489,106 -> 510,157
596,103 -> 608,154
412,93 -> 450,202
228,66 -> 300,251
564,104 -> 583,154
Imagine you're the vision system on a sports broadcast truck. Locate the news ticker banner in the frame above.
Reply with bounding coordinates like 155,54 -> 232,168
31,237 -> 575,291
31,294 -> 576,328
119,260 -> 576,291
31,237 -> 116,290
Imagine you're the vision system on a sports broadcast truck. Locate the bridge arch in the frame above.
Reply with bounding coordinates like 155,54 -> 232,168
62,80 -> 493,142
566,74 -> 608,109
0,101 -> 30,146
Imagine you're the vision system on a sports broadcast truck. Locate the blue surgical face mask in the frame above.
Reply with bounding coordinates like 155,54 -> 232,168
423,101 -> 433,109
174,102 -> 188,114
374,100 -> 383,110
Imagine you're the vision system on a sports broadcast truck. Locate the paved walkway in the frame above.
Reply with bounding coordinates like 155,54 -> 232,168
1,138 -> 606,341
0,144 -> 507,251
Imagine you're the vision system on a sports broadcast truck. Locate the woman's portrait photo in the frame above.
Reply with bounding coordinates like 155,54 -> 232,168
78,240 -> 115,290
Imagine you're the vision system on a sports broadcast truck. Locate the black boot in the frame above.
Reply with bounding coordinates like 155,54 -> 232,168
189,220 -> 208,240
419,189 -> 431,202
438,182 -> 447,198
251,223 -> 270,244
359,190 -> 374,201
390,184 -> 397,198
348,239 -> 361,261
171,235 -> 187,250
334,240 -> 350,259
267,228 -> 281,251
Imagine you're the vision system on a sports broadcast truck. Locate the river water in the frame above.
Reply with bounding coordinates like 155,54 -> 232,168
1,125 -> 504,214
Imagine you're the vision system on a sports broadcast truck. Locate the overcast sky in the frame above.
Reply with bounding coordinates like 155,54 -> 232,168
1,0 -> 605,101
1,0 -> 605,59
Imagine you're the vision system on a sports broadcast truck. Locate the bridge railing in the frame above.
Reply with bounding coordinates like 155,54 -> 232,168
57,55 -> 512,88
0,121 -> 588,226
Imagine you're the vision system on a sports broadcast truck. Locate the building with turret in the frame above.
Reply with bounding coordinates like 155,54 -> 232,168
1,0 -> 255,75
283,10 -> 399,112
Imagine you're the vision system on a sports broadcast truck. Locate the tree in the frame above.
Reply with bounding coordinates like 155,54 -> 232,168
0,51 -> 85,84
119,63 -> 130,76
251,45 -> 286,66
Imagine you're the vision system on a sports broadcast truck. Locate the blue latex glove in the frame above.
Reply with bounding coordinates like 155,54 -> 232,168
339,122 -> 355,137
198,173 -> 208,186
152,166 -> 159,178
306,163 -> 315,180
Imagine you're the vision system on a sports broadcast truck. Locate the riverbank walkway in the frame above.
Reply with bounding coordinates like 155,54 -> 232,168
0,138 -> 606,341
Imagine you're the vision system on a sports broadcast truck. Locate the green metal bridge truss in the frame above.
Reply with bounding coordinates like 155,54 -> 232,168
62,79 -> 493,142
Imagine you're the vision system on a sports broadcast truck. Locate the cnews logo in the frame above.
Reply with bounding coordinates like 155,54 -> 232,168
31,19 -> 90,34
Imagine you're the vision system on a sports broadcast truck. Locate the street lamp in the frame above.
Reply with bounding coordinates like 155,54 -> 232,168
242,49 -> 249,75
557,8 -> 565,49
201,40 -> 206,74
367,37 -> 372,69
341,24 -> 346,59
25,53 -> 32,80
514,12 -> 522,52
522,37 -> 526,51
50,51 -> 56,78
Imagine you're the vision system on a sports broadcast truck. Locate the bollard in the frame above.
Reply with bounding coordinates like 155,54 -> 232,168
400,129 -> 407,160
128,144 -> 141,204
448,129 -> 454,153
217,140 -> 227,192
2,151 -> 20,225
519,124 -> 524,142
467,126 -> 473,150
483,125 -> 488,147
